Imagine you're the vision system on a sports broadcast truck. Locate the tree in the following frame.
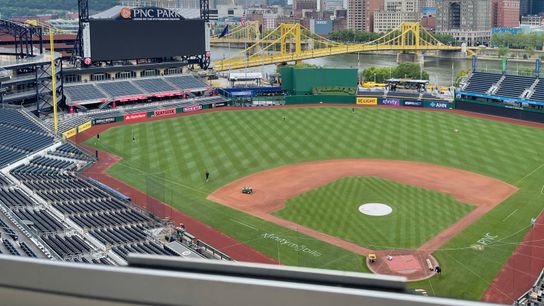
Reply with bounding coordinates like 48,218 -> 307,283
454,69 -> 470,87
498,47 -> 510,58
393,63 -> 429,80
362,63 -> 429,83
524,46 -> 535,59
518,67 -> 535,76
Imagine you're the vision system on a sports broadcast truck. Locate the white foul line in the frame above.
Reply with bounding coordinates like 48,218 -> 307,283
502,209 -> 519,222
231,219 -> 258,230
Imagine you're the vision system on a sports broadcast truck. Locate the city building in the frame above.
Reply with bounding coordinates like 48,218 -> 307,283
347,0 -> 383,32
492,0 -> 520,28
310,19 -> 334,34
324,0 -> 344,11
294,0 -> 318,17
520,0 -> 544,16
436,0 -> 492,46
373,0 -> 419,33
520,14 -> 542,26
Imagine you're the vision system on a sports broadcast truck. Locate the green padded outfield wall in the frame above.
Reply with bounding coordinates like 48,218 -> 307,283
280,67 -> 358,95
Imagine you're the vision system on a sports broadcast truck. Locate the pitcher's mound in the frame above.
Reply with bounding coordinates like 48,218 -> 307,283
358,203 -> 392,216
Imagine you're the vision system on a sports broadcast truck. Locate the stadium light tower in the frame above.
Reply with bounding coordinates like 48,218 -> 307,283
25,20 -> 68,134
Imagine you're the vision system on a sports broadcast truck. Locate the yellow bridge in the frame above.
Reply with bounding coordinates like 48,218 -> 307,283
212,22 -> 473,72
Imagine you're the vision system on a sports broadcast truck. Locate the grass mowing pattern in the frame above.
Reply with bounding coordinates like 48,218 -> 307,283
87,107 -> 544,300
275,177 -> 474,250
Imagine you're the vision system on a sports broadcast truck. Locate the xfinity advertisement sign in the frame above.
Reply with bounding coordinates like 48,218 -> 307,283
119,7 -> 185,20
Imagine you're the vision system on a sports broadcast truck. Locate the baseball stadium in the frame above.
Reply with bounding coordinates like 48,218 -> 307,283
0,1 -> 543,306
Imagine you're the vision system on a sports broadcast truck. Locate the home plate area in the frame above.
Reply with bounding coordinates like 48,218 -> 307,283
367,250 -> 438,281
387,255 -> 422,274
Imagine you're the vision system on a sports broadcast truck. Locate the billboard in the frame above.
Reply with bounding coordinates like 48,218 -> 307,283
153,108 -> 177,117
356,97 -> 378,105
124,112 -> 148,121
404,101 -> 423,107
380,98 -> 400,106
87,19 -> 206,61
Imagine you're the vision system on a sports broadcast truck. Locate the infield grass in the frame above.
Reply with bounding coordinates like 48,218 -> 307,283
87,107 -> 544,300
275,176 -> 474,249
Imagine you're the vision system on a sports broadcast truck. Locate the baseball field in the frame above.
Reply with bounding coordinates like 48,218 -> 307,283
86,106 -> 544,300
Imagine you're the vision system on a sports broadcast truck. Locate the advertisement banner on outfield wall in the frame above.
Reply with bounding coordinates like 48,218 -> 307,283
62,128 -> 77,139
152,108 -> 176,117
426,101 -> 450,109
403,101 -> 423,107
124,112 -> 148,121
379,98 -> 401,106
212,102 -> 227,108
77,121 -> 92,133
183,105 -> 203,113
356,97 -> 378,105
93,117 -> 117,125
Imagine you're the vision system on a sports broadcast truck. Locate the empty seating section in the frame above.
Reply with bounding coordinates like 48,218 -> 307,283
0,108 -> 46,132
71,257 -> 112,265
133,78 -> 176,93
12,164 -> 64,176
49,143 -> 91,161
112,241 -> 177,261
0,219 -> 18,240
19,241 -> 37,257
97,81 -> 144,98
37,188 -> 111,204
42,234 -> 92,257
54,200 -> 127,215
31,156 -> 75,171
531,79 -> 544,101
0,148 -> 26,168
14,209 -> 64,233
0,236 -> 39,258
495,75 -> 536,99
464,72 -> 502,95
0,174 -> 12,186
0,189 -> 36,208
90,225 -> 148,245
70,211 -> 151,229
166,75 -> 207,90
64,84 -> 107,102
63,74 -> 210,107
0,127 -> 53,151
3,239 -> 20,255
22,176 -> 93,191
0,109 -> 55,167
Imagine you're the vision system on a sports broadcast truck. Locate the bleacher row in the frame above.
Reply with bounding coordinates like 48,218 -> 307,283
64,75 -> 209,105
463,72 -> 544,102
0,107 -> 215,264
8,147 -> 181,262
0,109 -> 55,168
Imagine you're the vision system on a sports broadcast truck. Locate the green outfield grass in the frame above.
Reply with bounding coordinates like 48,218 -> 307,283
275,176 -> 474,249
87,107 -> 544,300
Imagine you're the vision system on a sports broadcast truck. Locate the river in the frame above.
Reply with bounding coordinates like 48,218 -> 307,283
211,47 -> 537,86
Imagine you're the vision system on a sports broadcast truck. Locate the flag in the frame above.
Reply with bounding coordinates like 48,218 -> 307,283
218,25 -> 229,38
241,13 -> 246,26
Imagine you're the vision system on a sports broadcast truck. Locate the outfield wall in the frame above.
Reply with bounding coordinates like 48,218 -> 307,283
90,102 -> 229,126
455,99 -> 544,123
283,95 -> 454,109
